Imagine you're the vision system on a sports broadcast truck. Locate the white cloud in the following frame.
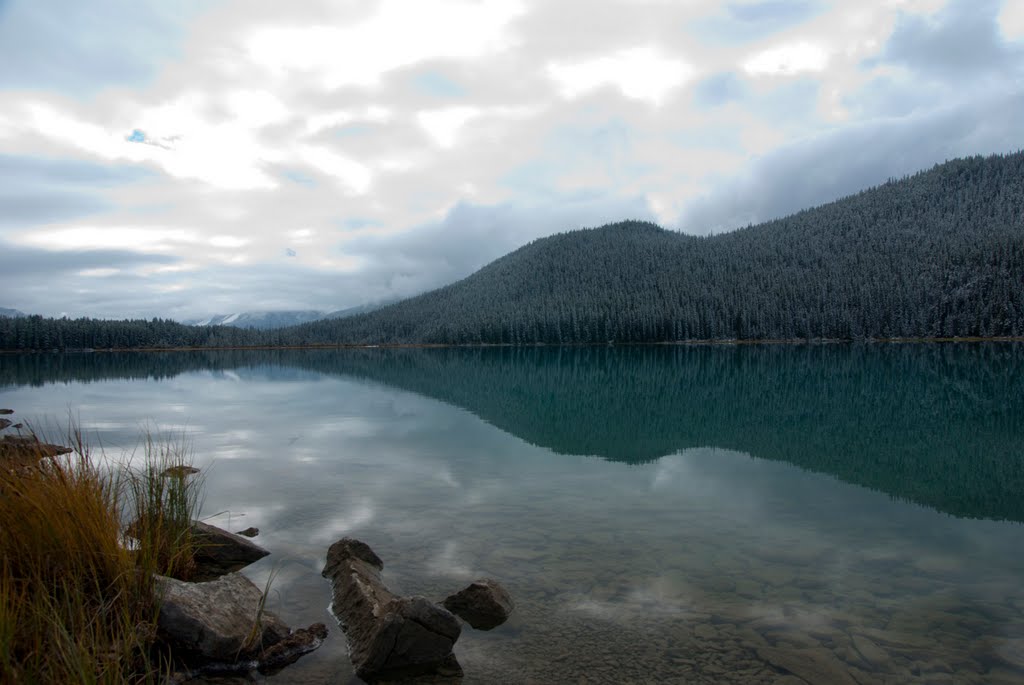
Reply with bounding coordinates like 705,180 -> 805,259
224,89 -> 289,128
22,97 -> 279,191
245,0 -> 524,89
417,106 -> 482,147
209,235 -> 250,248
547,46 -> 695,104
999,0 -> 1024,41
743,41 -> 829,75
287,228 -> 315,243
78,267 -> 120,277
1,0 -> 1020,319
298,145 -> 373,193
18,226 -> 202,252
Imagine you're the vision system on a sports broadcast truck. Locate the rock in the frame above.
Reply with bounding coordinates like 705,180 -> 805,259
322,537 -> 462,682
757,646 -> 859,685
0,409 -> 12,414
154,572 -> 289,663
442,579 -> 514,630
0,419 -> 11,431
235,527 -> 259,538
162,465 -> 200,478
191,521 -> 270,580
0,435 -> 73,461
851,633 -> 890,669
257,622 -> 329,674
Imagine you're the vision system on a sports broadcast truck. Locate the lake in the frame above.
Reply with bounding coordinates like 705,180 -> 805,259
2,344 -> 1024,684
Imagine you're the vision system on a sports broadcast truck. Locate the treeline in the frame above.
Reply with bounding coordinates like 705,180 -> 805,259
0,316 -> 264,352
1,151 -> 1022,350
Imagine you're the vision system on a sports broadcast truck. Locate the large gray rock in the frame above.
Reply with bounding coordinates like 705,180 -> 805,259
322,538 -> 462,682
154,572 -> 289,663
443,579 -> 514,630
191,520 -> 270,580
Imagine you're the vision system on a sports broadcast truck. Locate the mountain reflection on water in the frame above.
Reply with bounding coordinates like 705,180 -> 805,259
3,343 -> 1023,523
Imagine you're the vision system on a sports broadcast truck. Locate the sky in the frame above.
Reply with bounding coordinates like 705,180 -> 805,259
0,0 -> 1022,320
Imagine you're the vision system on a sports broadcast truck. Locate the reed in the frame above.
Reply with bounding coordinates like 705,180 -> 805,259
0,425 -> 203,683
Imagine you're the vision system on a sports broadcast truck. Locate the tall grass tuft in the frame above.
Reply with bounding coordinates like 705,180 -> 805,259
119,431 -> 205,582
0,424 -> 204,683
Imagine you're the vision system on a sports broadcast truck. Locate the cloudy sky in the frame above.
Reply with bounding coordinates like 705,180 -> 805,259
1,0 -> 1022,319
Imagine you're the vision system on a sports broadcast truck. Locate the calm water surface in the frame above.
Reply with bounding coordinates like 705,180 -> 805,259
2,345 -> 1024,684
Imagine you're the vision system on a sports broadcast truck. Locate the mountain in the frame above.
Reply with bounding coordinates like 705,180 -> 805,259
0,308 -> 26,318
2,152 -> 1023,351
280,152 -> 1024,345
187,310 -> 327,330
184,300 -> 397,330
326,299 -> 399,320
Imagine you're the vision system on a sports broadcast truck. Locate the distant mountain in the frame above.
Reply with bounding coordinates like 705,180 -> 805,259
326,299 -> 398,320
0,308 -> 26,318
280,152 -> 1024,345
187,310 -> 327,330
185,300 -> 397,330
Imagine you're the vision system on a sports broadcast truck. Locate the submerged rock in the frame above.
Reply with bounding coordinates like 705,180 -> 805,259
257,622 -> 329,674
322,537 -> 462,682
191,521 -> 270,580
757,646 -> 859,685
443,579 -> 514,630
235,527 -> 259,538
0,418 -> 11,431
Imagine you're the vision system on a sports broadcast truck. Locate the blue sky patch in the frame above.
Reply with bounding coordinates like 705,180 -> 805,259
412,71 -> 467,98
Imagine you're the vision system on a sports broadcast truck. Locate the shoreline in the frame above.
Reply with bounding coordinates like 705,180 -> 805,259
1,335 -> 1024,354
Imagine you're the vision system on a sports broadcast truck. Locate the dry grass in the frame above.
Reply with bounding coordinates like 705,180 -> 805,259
0,425 -> 203,683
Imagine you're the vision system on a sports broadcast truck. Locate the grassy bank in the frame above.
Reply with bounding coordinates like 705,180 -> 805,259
0,427 -> 202,683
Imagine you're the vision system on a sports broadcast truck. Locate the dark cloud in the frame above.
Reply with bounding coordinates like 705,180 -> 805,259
0,192 -> 109,228
840,74 -> 945,119
876,0 -> 1021,80
693,72 -> 749,107
0,242 -> 177,277
0,154 -> 150,186
0,154 -> 151,228
0,244 -> 181,317
342,195 -> 657,300
0,0 -> 209,94
726,0 -> 821,25
693,0 -> 824,44
677,90 -> 1024,233
0,194 -> 653,319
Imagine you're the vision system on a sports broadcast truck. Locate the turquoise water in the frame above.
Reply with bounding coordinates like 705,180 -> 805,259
2,345 -> 1023,683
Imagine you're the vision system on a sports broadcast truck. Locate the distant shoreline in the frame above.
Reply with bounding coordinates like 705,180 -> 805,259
2,336 -> 1024,354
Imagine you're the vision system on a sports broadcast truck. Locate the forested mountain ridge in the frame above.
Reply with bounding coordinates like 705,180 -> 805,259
281,151 -> 1024,345
0,151 -> 1022,350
